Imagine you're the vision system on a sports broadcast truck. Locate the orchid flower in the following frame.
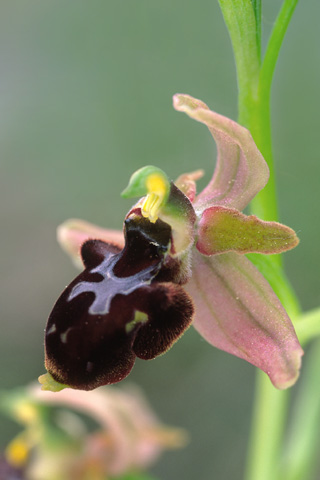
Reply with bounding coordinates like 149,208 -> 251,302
40,94 -> 302,392
2,384 -> 186,479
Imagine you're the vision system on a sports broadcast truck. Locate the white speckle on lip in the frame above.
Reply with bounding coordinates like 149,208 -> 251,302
60,327 -> 73,344
47,324 -> 56,335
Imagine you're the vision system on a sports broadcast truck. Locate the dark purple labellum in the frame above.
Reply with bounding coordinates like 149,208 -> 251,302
45,215 -> 193,390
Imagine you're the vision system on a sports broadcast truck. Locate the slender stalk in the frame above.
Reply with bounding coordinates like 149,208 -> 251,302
244,373 -> 289,480
295,307 -> 320,346
250,0 -> 300,221
280,340 -> 320,480
217,0 -> 260,127
260,0 -> 299,95
242,0 -> 300,477
217,1 -> 300,479
251,0 -> 261,60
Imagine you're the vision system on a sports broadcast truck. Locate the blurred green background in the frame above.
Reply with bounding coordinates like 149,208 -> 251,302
0,1 -> 319,479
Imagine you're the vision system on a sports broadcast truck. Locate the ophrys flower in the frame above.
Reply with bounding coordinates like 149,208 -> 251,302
40,94 -> 302,392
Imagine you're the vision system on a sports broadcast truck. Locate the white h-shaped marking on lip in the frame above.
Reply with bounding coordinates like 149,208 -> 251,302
68,254 -> 160,315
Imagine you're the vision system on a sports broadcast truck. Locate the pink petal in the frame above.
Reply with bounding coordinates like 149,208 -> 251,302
31,385 -> 186,475
173,94 -> 269,212
174,170 -> 204,202
57,219 -> 124,267
197,206 -> 299,255
185,250 -> 303,389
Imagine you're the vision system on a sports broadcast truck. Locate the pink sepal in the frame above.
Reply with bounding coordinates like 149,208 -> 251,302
185,250 -> 303,389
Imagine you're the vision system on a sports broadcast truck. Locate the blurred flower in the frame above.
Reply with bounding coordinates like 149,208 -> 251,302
0,456 -> 25,480
1,384 -> 187,480
41,94 -> 302,392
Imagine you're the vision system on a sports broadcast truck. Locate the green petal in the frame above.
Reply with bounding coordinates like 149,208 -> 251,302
197,206 -> 299,255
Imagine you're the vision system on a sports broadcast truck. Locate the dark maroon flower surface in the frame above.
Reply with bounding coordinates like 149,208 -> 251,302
45,215 -> 193,390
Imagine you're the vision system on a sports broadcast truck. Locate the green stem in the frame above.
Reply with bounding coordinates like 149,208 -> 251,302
244,372 -> 289,480
260,0 -> 299,92
250,0 -> 299,222
280,340 -> 320,480
251,0 -> 261,60
217,0 -> 261,125
295,307 -> 320,346
217,1 -> 300,479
